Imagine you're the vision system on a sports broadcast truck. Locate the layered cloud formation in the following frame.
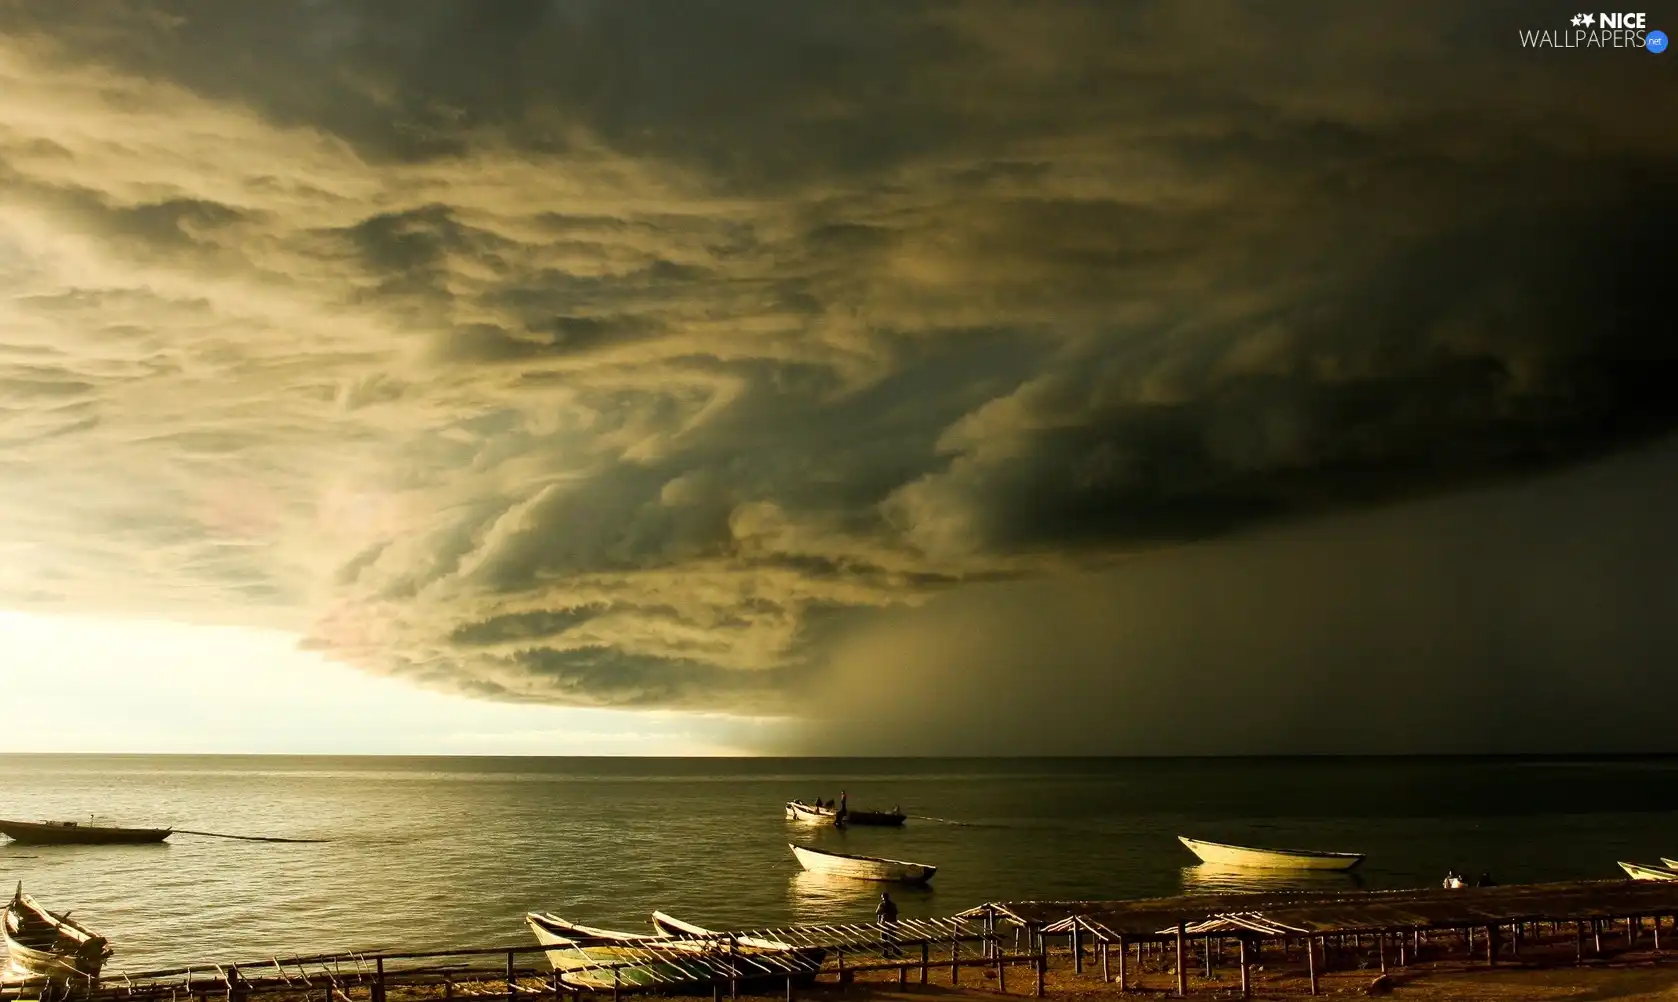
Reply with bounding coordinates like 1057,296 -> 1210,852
2,2 -> 1675,739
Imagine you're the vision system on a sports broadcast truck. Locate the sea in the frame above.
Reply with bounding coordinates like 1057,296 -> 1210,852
2,755 -> 1676,973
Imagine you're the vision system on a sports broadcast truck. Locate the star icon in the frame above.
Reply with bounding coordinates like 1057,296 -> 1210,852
1572,13 -> 1584,25
1583,13 -> 1596,26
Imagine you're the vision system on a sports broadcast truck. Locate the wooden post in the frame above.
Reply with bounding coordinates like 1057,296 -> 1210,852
1378,931 -> 1387,973
1176,922 -> 1187,998
1035,951 -> 1046,997
1238,938 -> 1250,999
1594,919 -> 1603,955
1656,915 -> 1664,951
375,958 -> 386,1002
996,951 -> 1005,993
788,973 -> 797,1002
1307,937 -> 1318,996
1101,941 -> 1110,983
1487,925 -> 1497,966
951,927 -> 960,985
1576,921 -> 1584,964
1204,935 -> 1212,979
508,950 -> 518,996
613,964 -> 621,1002
836,946 -> 845,987
730,937 -> 740,1000
1116,935 -> 1127,994
920,941 -> 929,985
1072,923 -> 1082,974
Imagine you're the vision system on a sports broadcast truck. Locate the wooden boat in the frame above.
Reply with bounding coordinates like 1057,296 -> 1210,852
3,884 -> 112,982
784,801 -> 906,827
526,913 -> 718,989
648,912 -> 826,969
0,819 -> 171,845
527,914 -> 811,990
1177,836 -> 1364,871
788,843 -> 935,883
1662,858 -> 1678,871
1618,861 -> 1678,882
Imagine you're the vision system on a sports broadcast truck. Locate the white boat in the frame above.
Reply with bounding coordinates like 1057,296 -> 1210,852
788,843 -> 935,883
1618,861 -> 1678,882
525,913 -> 714,989
784,801 -> 905,826
1178,836 -> 1364,871
3,883 -> 112,983
1662,858 -> 1678,871
649,912 -> 826,967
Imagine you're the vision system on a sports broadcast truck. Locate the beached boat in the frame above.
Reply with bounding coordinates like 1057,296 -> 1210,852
648,912 -> 826,969
784,801 -> 906,827
1618,861 -> 1678,882
3,884 -> 112,983
0,819 -> 171,845
526,913 -> 716,989
788,843 -> 935,883
1178,836 -> 1364,871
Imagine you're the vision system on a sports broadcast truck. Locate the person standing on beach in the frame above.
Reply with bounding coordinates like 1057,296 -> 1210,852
876,892 -> 900,956
838,790 -> 848,824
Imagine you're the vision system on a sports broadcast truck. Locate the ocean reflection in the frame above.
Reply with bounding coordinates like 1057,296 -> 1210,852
786,871 -> 934,925
1179,864 -> 1364,895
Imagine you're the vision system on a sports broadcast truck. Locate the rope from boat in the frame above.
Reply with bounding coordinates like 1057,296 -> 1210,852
172,830 -> 331,843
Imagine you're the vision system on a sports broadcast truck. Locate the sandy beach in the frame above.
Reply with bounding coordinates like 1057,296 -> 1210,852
765,952 -> 1678,1001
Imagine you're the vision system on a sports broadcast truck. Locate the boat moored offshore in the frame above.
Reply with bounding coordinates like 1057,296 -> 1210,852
0,819 -> 171,845
788,843 -> 935,883
1178,836 -> 1364,871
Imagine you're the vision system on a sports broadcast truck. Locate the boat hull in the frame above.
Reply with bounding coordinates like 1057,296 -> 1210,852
648,912 -> 826,972
1178,836 -> 1363,871
0,820 -> 171,845
526,916 -> 712,989
4,886 -> 110,983
1619,861 -> 1678,882
784,802 -> 905,827
789,843 -> 935,883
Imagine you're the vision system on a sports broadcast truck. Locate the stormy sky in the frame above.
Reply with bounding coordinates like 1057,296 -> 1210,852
1,1 -> 1674,753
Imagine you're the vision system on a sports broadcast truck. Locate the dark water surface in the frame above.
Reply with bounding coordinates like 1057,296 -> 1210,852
2,755 -> 1674,971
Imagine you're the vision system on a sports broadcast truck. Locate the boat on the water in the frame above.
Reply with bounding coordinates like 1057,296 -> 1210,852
1619,861 -> 1678,882
0,819 -> 171,845
3,883 -> 112,983
1662,858 -> 1678,871
788,843 -> 935,883
1177,836 -> 1364,871
784,801 -> 906,827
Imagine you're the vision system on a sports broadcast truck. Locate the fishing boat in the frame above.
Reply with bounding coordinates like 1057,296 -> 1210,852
526,913 -> 717,989
784,801 -> 906,827
1662,858 -> 1678,871
0,819 -> 171,845
648,912 -> 826,969
1618,861 -> 1678,882
1177,836 -> 1364,871
788,843 -> 935,883
3,884 -> 112,983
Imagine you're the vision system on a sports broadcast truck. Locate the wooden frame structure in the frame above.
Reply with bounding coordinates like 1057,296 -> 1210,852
961,879 -> 1678,997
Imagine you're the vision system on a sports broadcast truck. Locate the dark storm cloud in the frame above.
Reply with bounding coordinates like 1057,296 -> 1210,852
2,0 -> 1675,746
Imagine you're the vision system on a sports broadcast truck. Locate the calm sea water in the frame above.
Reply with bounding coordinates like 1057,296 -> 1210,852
2,755 -> 1676,972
